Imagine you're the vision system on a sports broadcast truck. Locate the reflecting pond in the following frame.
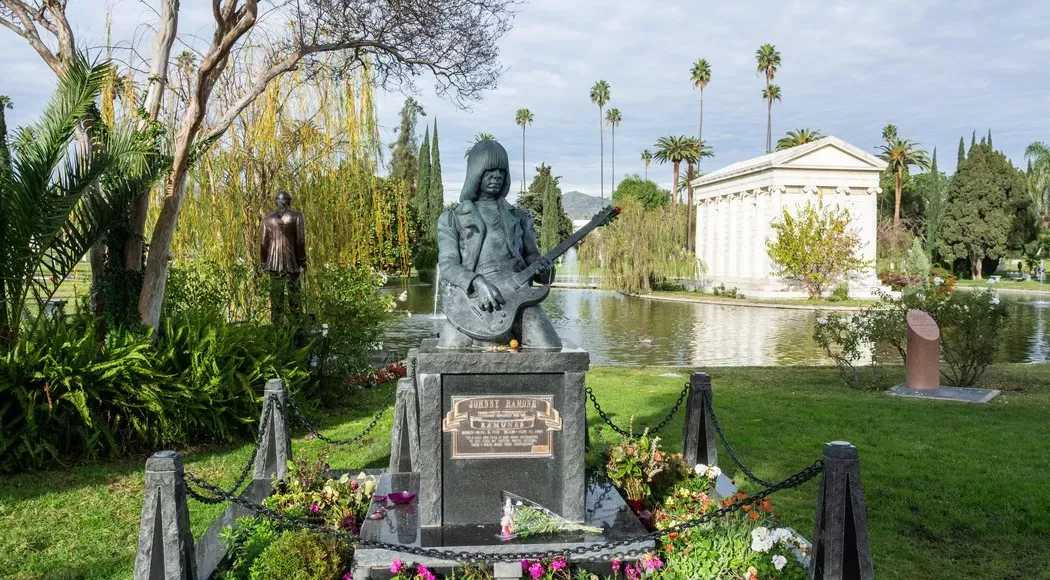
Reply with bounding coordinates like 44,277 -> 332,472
384,284 -> 1050,367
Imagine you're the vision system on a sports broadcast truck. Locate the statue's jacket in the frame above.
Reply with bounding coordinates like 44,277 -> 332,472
437,199 -> 543,292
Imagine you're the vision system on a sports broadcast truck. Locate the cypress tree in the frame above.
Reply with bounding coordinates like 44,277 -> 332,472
0,96 -> 12,183
971,130 -> 976,149
416,127 -> 431,233
924,147 -> 942,261
428,119 -> 444,236
987,129 -> 992,150
541,177 -> 559,253
957,136 -> 965,167
389,98 -> 421,197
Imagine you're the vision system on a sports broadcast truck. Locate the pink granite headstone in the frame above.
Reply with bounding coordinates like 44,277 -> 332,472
905,309 -> 940,390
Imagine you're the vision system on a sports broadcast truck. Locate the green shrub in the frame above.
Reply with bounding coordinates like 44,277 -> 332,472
304,265 -> 392,384
248,530 -> 350,580
828,284 -> 850,302
814,287 -> 1008,388
219,517 -> 280,580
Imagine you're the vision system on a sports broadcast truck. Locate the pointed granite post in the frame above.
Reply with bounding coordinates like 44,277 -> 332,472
254,379 -> 292,481
134,451 -> 197,580
682,372 -> 717,467
809,441 -> 874,580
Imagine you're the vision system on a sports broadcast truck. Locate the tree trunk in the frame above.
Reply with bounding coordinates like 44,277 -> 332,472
893,169 -> 902,229
599,106 -> 604,202
971,252 -> 982,279
699,88 -> 704,168
521,124 -> 526,194
125,0 -> 179,272
766,98 -> 772,154
611,124 -> 615,194
686,162 -> 695,253
672,161 -> 680,207
644,163 -> 648,181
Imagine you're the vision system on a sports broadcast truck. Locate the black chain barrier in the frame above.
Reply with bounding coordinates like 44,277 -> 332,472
286,385 -> 396,446
184,384 -> 397,505
587,382 -> 691,438
182,459 -> 823,563
182,395 -> 278,505
703,389 -> 775,487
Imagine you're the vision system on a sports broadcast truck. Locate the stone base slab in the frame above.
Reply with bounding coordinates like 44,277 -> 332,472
888,384 -> 1000,403
354,472 -> 653,579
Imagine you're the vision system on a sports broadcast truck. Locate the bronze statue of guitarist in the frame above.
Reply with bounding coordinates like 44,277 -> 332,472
437,139 -> 560,349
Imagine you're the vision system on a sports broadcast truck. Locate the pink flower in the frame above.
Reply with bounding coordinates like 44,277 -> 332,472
529,561 -> 545,579
611,559 -> 621,573
342,573 -> 353,580
416,564 -> 436,580
389,559 -> 404,574
310,503 -> 320,513
625,564 -> 641,580
521,559 -> 531,570
350,480 -> 360,490
642,553 -> 663,571
551,557 -> 567,571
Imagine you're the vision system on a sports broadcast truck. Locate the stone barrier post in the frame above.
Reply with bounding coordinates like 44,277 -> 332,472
389,376 -> 421,472
809,441 -> 874,580
254,378 -> 292,481
134,451 -> 197,580
682,372 -> 717,467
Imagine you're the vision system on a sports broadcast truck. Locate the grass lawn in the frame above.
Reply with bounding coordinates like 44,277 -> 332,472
1,365 -> 1048,579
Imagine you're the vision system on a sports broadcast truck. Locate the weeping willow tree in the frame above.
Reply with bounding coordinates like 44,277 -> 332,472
578,198 -> 701,294
158,59 -> 416,319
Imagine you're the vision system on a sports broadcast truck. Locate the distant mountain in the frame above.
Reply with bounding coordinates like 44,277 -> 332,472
561,190 -> 604,220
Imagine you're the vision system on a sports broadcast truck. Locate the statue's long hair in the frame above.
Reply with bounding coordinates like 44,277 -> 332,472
459,140 -> 511,202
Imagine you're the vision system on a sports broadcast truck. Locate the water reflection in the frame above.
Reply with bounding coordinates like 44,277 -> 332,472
384,284 -> 1049,367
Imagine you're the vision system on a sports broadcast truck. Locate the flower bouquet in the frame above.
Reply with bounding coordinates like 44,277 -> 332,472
499,492 -> 603,540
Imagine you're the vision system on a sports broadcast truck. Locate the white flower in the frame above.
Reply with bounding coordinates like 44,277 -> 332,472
933,276 -> 944,286
772,555 -> 787,570
694,463 -> 708,476
398,291 -> 408,302
321,323 -> 329,338
751,527 -> 773,553
992,296 -> 1000,305
770,528 -> 792,544
705,465 -> 722,480
816,317 -> 828,325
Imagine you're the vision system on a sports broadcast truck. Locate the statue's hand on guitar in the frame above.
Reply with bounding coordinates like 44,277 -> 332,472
471,275 -> 505,312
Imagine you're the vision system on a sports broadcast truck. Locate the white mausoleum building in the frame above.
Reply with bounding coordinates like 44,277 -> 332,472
690,136 -> 887,297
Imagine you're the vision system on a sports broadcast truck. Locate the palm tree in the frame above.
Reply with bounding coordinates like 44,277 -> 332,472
641,149 -> 653,181
762,84 -> 782,153
605,108 -> 622,193
0,56 -> 159,349
776,128 -> 823,151
515,108 -> 534,193
654,135 -> 696,206
676,137 -> 714,252
590,80 -> 611,201
878,136 -> 931,229
756,44 -> 782,152
463,132 -> 496,158
1025,141 -> 1050,216
690,58 -> 712,166
881,124 -> 898,142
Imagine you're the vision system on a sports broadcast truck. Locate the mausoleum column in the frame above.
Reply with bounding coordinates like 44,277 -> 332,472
753,189 -> 765,280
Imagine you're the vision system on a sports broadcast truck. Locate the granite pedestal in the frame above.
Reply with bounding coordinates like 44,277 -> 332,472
411,339 -> 588,527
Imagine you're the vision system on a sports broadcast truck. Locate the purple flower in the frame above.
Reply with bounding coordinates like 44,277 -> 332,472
307,432 -> 317,440
416,564 -> 436,580
342,573 -> 353,580
551,557 -> 567,571
528,562 -> 545,580
611,559 -> 621,572
310,503 -> 320,513
521,559 -> 531,570
389,559 -> 405,574
625,564 -> 641,580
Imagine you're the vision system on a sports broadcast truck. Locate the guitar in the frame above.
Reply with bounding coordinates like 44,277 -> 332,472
444,205 -> 621,341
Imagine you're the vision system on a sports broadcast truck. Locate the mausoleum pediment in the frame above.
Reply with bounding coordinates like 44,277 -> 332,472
780,142 -> 884,170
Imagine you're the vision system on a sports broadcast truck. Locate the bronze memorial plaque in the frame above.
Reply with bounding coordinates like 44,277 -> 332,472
442,395 -> 563,459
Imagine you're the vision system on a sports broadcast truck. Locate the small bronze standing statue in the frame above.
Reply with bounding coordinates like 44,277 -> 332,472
261,191 -> 307,323
437,139 -> 561,349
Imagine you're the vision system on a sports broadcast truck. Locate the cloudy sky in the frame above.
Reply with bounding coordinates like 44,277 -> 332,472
2,0 -> 1049,202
